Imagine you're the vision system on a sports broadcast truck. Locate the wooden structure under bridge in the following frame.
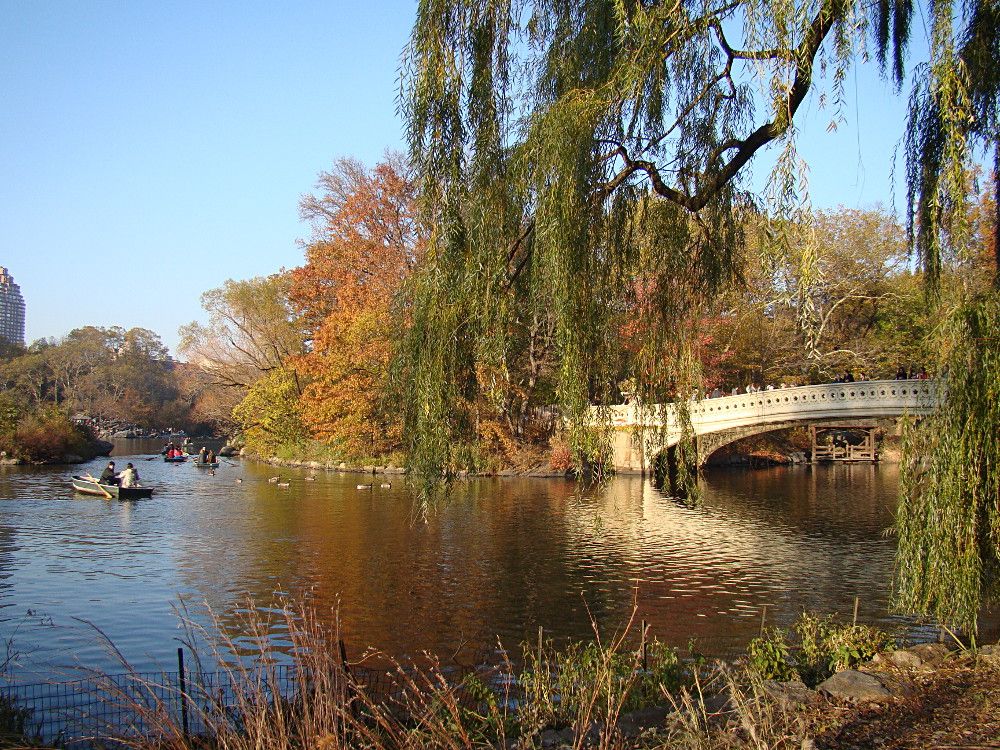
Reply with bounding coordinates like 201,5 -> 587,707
808,423 -> 878,463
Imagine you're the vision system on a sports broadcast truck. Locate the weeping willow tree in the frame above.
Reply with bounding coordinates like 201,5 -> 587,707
894,0 -> 999,633
398,0 -> 872,477
398,0 -> 998,626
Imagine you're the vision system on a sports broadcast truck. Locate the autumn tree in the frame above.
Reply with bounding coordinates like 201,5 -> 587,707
699,207 -> 924,386
289,154 -> 423,459
0,326 -> 183,430
179,274 -> 303,430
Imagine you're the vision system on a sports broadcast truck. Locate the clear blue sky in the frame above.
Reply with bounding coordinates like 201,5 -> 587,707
1,2 -> 917,354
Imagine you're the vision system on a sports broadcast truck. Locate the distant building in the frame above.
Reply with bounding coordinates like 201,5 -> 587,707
0,267 -> 26,347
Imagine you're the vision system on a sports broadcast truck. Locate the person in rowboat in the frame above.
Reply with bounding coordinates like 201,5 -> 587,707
118,462 -> 140,488
206,449 -> 215,464
198,446 -> 208,463
99,461 -> 120,486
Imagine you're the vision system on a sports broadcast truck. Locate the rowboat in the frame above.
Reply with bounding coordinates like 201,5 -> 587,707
71,475 -> 154,499
164,455 -> 187,463
193,461 -> 219,468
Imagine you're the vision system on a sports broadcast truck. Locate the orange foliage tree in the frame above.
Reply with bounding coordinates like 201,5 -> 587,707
289,154 -> 423,459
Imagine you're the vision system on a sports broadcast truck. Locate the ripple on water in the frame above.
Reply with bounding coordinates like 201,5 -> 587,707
1,460 -> 997,680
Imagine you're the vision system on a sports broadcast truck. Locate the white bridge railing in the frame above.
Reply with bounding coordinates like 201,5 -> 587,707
602,379 -> 940,470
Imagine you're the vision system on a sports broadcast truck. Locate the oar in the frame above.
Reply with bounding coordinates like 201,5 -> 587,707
83,473 -> 112,499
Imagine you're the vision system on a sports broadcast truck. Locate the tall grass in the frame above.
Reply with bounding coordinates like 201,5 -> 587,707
25,600 -> 823,749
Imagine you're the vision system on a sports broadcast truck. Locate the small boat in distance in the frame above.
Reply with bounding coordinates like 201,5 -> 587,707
164,455 -> 187,463
71,476 -> 154,499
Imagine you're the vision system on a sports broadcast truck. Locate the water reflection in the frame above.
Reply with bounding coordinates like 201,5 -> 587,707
0,453 -> 994,682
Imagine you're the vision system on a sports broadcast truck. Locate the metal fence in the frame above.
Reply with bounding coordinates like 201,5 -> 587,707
0,659 -> 404,748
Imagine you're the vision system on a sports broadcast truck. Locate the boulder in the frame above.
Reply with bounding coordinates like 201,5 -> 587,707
539,726 -> 574,748
977,644 -> 1000,667
92,439 -> 114,456
763,679 -> 821,708
888,649 -> 923,669
218,446 -> 238,457
816,670 -> 891,701
906,642 -> 950,665
617,705 -> 671,737
62,454 -> 84,464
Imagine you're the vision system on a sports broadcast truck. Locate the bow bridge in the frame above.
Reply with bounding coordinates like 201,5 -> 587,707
603,379 -> 939,473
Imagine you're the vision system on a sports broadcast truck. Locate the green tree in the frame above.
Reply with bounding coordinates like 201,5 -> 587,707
231,368 -> 308,458
400,0 -> 913,473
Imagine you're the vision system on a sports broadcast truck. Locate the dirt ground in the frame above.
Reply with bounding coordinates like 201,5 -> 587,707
814,663 -> 1000,750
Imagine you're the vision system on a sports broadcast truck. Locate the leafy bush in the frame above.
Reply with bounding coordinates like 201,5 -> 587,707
11,411 -> 96,463
746,613 -> 894,686
548,439 -> 573,472
746,627 -> 796,682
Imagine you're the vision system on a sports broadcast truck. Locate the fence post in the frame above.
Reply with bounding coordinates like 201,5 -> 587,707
640,619 -> 648,672
759,605 -> 768,637
338,639 -> 359,720
852,596 -> 860,625
537,626 -> 544,669
177,647 -> 189,739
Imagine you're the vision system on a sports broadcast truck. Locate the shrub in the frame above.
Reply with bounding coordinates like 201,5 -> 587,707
745,613 -> 894,686
746,627 -> 796,682
0,695 -> 39,748
13,411 -> 96,463
548,439 -> 573,473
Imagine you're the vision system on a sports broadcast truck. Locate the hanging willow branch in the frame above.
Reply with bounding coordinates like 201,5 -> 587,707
398,0 -> 879,480
893,0 -> 1000,632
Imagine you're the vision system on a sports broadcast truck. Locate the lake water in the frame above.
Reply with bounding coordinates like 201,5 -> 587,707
1,443 -> 992,682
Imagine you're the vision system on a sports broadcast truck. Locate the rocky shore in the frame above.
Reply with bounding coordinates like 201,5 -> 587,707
532,641 -> 1000,749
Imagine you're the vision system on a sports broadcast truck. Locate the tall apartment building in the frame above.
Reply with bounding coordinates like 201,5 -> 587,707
0,267 -> 26,347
